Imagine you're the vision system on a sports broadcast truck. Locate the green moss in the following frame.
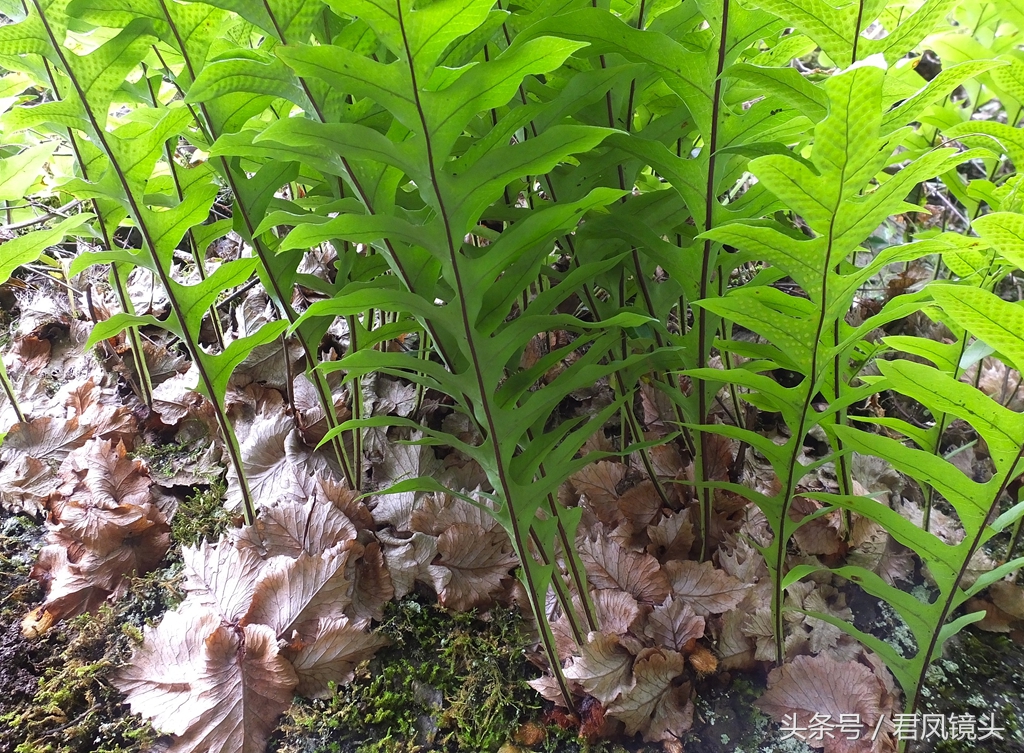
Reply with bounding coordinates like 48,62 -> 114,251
170,480 -> 231,549
132,439 -> 205,477
271,595 -> 629,753
0,550 -> 182,753
919,629 -> 1024,753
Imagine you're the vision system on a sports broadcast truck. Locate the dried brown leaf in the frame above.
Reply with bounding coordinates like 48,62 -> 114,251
243,546 -> 355,637
564,632 -> 634,705
646,509 -> 694,562
664,560 -> 747,616
232,499 -> 357,558
432,524 -> 517,611
286,616 -> 389,698
114,607 -> 298,753
606,648 -> 688,740
572,461 -> 626,526
377,529 -> 438,599
349,540 -> 394,625
645,596 -> 705,653
182,541 -> 266,623
579,537 -> 669,605
756,653 -> 886,753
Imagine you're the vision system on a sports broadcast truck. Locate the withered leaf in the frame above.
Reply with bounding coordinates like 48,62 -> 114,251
606,648 -> 687,739
756,653 -> 886,753
286,616 -> 389,698
646,509 -> 694,562
412,491 -> 500,537
227,413 -> 327,512
717,609 -> 756,671
645,596 -> 705,653
564,632 -> 634,705
182,541 -> 265,623
350,540 -> 394,625
591,589 -> 641,638
114,607 -> 298,753
580,537 -> 670,605
33,408 -> 101,456
616,481 -> 662,534
0,455 -> 55,514
377,529 -> 438,599
663,560 -> 747,616
432,524 -> 517,611
243,545 -> 355,637
232,498 -> 357,558
572,461 -> 626,526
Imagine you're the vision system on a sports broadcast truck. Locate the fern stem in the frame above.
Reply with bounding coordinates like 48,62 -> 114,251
695,0 -> 731,562
142,63 -> 225,352
908,441 -> 1024,715
37,55 -> 153,407
30,0 -> 261,523
0,359 -> 24,424
154,0 -> 358,489
395,1 -> 573,709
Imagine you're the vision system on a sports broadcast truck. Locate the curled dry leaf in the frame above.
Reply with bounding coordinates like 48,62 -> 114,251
646,509 -> 694,562
606,648 -> 692,742
572,461 -> 626,526
755,653 -> 891,753
285,616 -> 390,698
113,608 -> 299,753
23,439 -> 169,635
243,545 -> 355,636
226,412 -> 329,512
232,495 -> 358,558
645,596 -> 705,653
564,632 -> 634,705
0,416 -> 94,514
663,560 -> 747,617
183,541 -> 266,623
431,524 -> 517,611
579,536 -> 670,605
119,498 -> 390,752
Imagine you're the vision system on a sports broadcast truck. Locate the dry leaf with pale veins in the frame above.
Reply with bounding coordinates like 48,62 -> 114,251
377,529 -> 438,599
717,608 -> 756,671
285,616 -> 389,698
572,461 -> 626,526
645,596 -> 705,653
579,537 -> 670,605
349,540 -> 394,625
243,545 -> 355,637
411,491 -> 500,537
790,496 -> 845,556
114,607 -> 298,753
616,481 -> 662,535
232,498 -> 357,558
227,413 -> 328,512
0,417 -> 94,513
646,509 -> 694,562
606,648 -> 689,741
431,524 -> 517,611
182,541 -> 266,623
564,632 -> 634,705
590,589 -> 642,637
22,545 -> 111,636
315,476 -> 374,530
663,560 -> 747,616
0,456 -> 58,515
756,653 -> 887,753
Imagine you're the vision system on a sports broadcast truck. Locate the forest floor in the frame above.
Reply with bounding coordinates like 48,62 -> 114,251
1,502 -> 1023,753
